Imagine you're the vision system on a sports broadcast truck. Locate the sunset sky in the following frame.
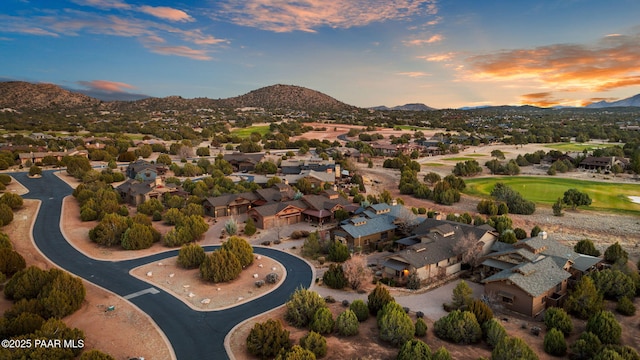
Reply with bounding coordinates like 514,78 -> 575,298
2,0 -> 640,109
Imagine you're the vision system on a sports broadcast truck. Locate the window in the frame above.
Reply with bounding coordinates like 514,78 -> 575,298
502,296 -> 513,304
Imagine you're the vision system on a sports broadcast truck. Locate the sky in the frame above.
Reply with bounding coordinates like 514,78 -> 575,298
2,0 -> 640,109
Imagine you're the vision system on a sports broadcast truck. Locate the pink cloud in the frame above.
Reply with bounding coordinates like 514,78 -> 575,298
71,0 -> 131,10
417,52 -> 455,62
403,34 -> 443,46
77,80 -> 136,93
138,6 -> 194,22
218,0 -> 438,32
465,32 -> 640,92
397,71 -> 431,78
149,45 -> 212,60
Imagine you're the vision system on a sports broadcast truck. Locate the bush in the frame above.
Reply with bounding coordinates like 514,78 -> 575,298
492,336 -> 538,360
604,242 -> 628,264
0,203 -> 14,226
467,298 -> 493,326
415,317 -> 428,337
310,307 -> 334,335
322,264 -> 347,289
0,192 -> 23,209
574,239 -> 601,257
299,331 -> 327,358
483,318 -> 507,348
221,236 -> 254,268
570,332 -> 602,360
121,223 -> 154,250
335,309 -> 359,336
177,243 -> 206,269
586,310 -> 621,345
328,240 -> 349,262
199,249 -> 242,283
246,319 -> 291,359
367,283 -> 394,315
615,297 -> 636,316
544,328 -> 567,356
378,302 -> 415,347
590,269 -> 636,300
397,339 -> 431,360
544,307 -> 573,336
79,350 -> 116,360
0,248 -> 26,277
243,217 -> 257,236
349,299 -> 369,322
451,280 -> 473,310
433,310 -> 482,344
285,288 -> 327,328
276,345 -> 316,360
255,280 -> 265,288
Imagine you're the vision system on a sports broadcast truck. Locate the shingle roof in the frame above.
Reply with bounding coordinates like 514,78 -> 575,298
204,192 -> 257,207
483,256 -> 571,297
250,200 -> 306,217
338,216 -> 396,239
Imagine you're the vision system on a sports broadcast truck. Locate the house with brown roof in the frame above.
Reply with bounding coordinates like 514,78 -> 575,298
223,153 -> 265,172
202,192 -> 258,218
18,150 -> 88,166
126,159 -> 167,180
247,200 -> 306,229
381,220 -> 497,285
579,156 -> 629,171
480,232 -> 602,317
300,192 -> 352,225
116,177 -> 183,206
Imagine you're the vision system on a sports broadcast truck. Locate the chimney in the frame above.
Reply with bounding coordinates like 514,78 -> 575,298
539,231 -> 547,240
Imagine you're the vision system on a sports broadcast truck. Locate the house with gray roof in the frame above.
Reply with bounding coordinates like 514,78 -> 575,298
202,192 -> 258,218
332,214 -> 397,251
480,232 -> 602,317
381,220 -> 497,285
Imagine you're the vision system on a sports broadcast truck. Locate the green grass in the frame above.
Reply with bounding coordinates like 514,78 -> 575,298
394,125 -> 431,131
443,157 -> 481,161
231,125 -> 271,138
464,176 -> 640,215
544,143 -> 607,152
422,163 -> 446,167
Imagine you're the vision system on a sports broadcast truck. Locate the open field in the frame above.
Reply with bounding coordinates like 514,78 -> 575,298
543,142 -> 613,152
231,125 -> 271,138
442,156 -> 483,161
464,176 -> 640,215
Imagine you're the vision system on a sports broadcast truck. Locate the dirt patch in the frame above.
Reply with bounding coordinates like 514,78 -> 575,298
131,254 -> 285,310
289,122 -> 441,142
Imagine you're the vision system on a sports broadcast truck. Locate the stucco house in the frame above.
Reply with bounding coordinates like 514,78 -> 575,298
247,200 -> 307,229
202,192 -> 258,218
381,220 -> 497,285
480,232 -> 602,317
116,177 -> 183,206
126,159 -> 167,181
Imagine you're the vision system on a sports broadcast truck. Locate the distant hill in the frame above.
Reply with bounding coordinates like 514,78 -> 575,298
585,93 -> 640,108
0,81 -> 101,110
0,82 -> 356,112
370,103 -> 435,111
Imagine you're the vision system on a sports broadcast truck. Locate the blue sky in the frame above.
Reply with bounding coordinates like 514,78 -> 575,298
2,0 -> 640,108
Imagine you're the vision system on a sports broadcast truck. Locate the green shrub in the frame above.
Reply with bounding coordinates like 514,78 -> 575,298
275,345 -> 316,360
544,307 -> 573,336
451,280 -> 473,310
483,318 -> 507,348
367,283 -> 394,315
310,308 -> 334,335
414,317 -> 428,337
335,309 -> 359,336
467,298 -> 493,326
0,248 -> 26,277
615,297 -> 636,316
177,243 -> 206,269
285,288 -> 327,328
328,240 -> 349,262
432,347 -> 453,360
322,264 -> 347,289
397,339 -> 431,360
544,328 -> 567,356
492,336 -> 538,360
586,311 -> 621,345
433,310 -> 482,344
299,331 -> 327,358
246,319 -> 291,359
222,236 -> 253,268
569,332 -> 602,360
378,302 -> 415,347
243,217 -> 257,236
121,223 -> 154,250
199,249 -> 242,283
79,350 -> 116,360
349,299 -> 369,322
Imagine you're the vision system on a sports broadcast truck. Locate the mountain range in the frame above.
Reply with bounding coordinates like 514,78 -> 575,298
0,82 -> 356,112
1,80 -> 640,112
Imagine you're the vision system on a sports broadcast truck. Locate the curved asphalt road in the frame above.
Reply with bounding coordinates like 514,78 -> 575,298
15,170 -> 314,359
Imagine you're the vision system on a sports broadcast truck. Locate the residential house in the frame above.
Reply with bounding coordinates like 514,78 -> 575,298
480,232 -> 602,317
247,200 -> 306,229
116,177 -> 183,206
331,203 -> 409,250
300,192 -> 352,225
223,153 -> 265,172
579,156 -> 629,172
126,159 -> 167,181
202,192 -> 258,218
18,150 -> 88,166
381,220 -> 497,285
